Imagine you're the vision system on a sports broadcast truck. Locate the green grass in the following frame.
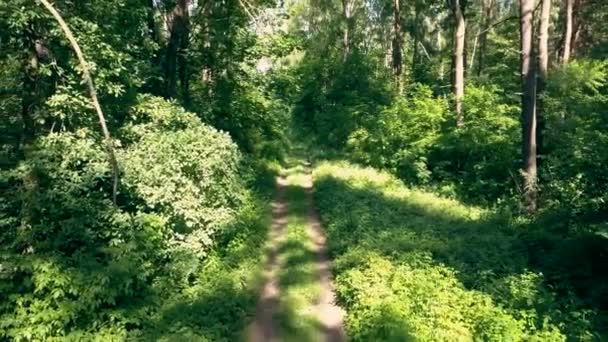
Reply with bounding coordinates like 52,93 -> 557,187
312,160 -> 598,341
274,156 -> 324,342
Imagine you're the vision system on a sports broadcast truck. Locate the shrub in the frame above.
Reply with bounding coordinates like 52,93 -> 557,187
430,85 -> 520,203
313,160 -> 594,340
121,95 -> 243,255
542,60 -> 608,218
346,84 -> 448,184
0,96 -> 266,340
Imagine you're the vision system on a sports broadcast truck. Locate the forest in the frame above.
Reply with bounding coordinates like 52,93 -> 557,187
0,0 -> 606,340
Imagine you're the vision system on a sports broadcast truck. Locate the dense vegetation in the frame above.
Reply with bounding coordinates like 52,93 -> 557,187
0,0 -> 607,340
314,161 -> 600,340
0,0 -> 286,339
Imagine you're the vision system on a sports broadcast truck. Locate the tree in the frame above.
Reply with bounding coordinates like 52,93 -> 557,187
342,0 -> 355,61
450,0 -> 466,126
519,0 -> 538,213
39,0 -> 119,204
392,0 -> 404,88
165,0 -> 190,99
537,0 -> 551,155
561,0 -> 574,63
476,0 -> 495,76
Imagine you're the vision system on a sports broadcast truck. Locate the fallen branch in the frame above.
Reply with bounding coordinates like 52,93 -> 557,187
39,0 -> 119,205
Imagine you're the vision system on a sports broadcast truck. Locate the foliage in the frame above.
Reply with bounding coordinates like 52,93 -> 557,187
0,94 -> 272,340
293,53 -> 393,148
120,96 -> 244,255
313,160 -> 600,341
541,60 -> 608,218
346,84 -> 448,184
430,85 -> 520,202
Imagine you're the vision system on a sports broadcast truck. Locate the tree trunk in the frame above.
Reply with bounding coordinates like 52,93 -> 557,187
412,4 -> 422,72
477,0 -> 494,76
392,0 -> 403,88
570,0 -> 585,58
451,0 -> 466,126
561,0 -> 573,64
165,0 -> 189,98
20,39 -> 38,150
342,0 -> 353,62
148,0 -> 159,42
537,0 -> 551,156
519,0 -> 538,213
40,0 -> 119,204
178,5 -> 191,106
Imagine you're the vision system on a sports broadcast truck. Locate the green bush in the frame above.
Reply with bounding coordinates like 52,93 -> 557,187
121,95 -> 244,255
541,60 -> 608,218
346,84 -> 447,184
0,96 -> 268,340
313,161 -> 595,340
430,85 -> 520,203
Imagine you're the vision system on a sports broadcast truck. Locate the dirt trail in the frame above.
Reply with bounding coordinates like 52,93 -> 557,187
247,161 -> 346,342
248,175 -> 288,342
302,161 -> 346,342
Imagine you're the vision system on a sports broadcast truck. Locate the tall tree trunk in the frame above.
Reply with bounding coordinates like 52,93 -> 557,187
342,0 -> 353,62
40,0 -> 119,204
537,0 -> 551,156
21,38 -> 38,151
148,0 -> 159,42
451,0 -> 466,126
570,0 -> 585,57
178,8 -> 191,106
165,0 -> 189,98
561,0 -> 573,64
477,0 -> 494,76
412,4 -> 422,72
519,0 -> 538,213
392,0 -> 403,90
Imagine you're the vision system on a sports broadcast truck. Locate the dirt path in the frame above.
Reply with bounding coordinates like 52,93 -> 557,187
248,175 -> 288,342
302,161 -> 346,342
247,160 -> 346,342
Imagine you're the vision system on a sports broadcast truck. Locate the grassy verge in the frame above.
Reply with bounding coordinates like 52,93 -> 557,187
313,160 -> 598,341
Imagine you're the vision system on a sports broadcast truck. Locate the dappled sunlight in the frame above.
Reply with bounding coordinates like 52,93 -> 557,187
250,155 -> 345,342
313,160 -> 598,340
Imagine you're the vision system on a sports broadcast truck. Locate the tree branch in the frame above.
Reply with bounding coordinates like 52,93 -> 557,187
39,0 -> 119,205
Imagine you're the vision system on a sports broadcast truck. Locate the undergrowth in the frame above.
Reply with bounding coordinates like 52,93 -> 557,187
313,160 -> 602,341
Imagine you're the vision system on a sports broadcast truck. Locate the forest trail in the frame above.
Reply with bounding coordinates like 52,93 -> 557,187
248,157 -> 346,342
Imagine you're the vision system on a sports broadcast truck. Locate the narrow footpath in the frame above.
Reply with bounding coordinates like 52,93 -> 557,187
248,157 -> 346,342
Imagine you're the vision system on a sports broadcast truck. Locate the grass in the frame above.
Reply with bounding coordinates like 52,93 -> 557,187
273,156 -> 324,342
312,160 -> 600,341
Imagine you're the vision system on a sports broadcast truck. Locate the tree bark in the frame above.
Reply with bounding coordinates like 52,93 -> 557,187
178,5 -> 191,106
40,0 -> 119,205
342,0 -> 353,62
519,0 -> 538,213
477,0 -> 494,76
392,0 -> 403,90
561,0 -> 573,64
20,37 -> 39,150
165,0 -> 189,98
451,0 -> 466,126
412,3 -> 422,72
537,0 -> 551,156
570,0 -> 585,58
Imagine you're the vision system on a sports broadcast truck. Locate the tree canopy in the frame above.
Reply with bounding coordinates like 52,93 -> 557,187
0,0 -> 607,339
